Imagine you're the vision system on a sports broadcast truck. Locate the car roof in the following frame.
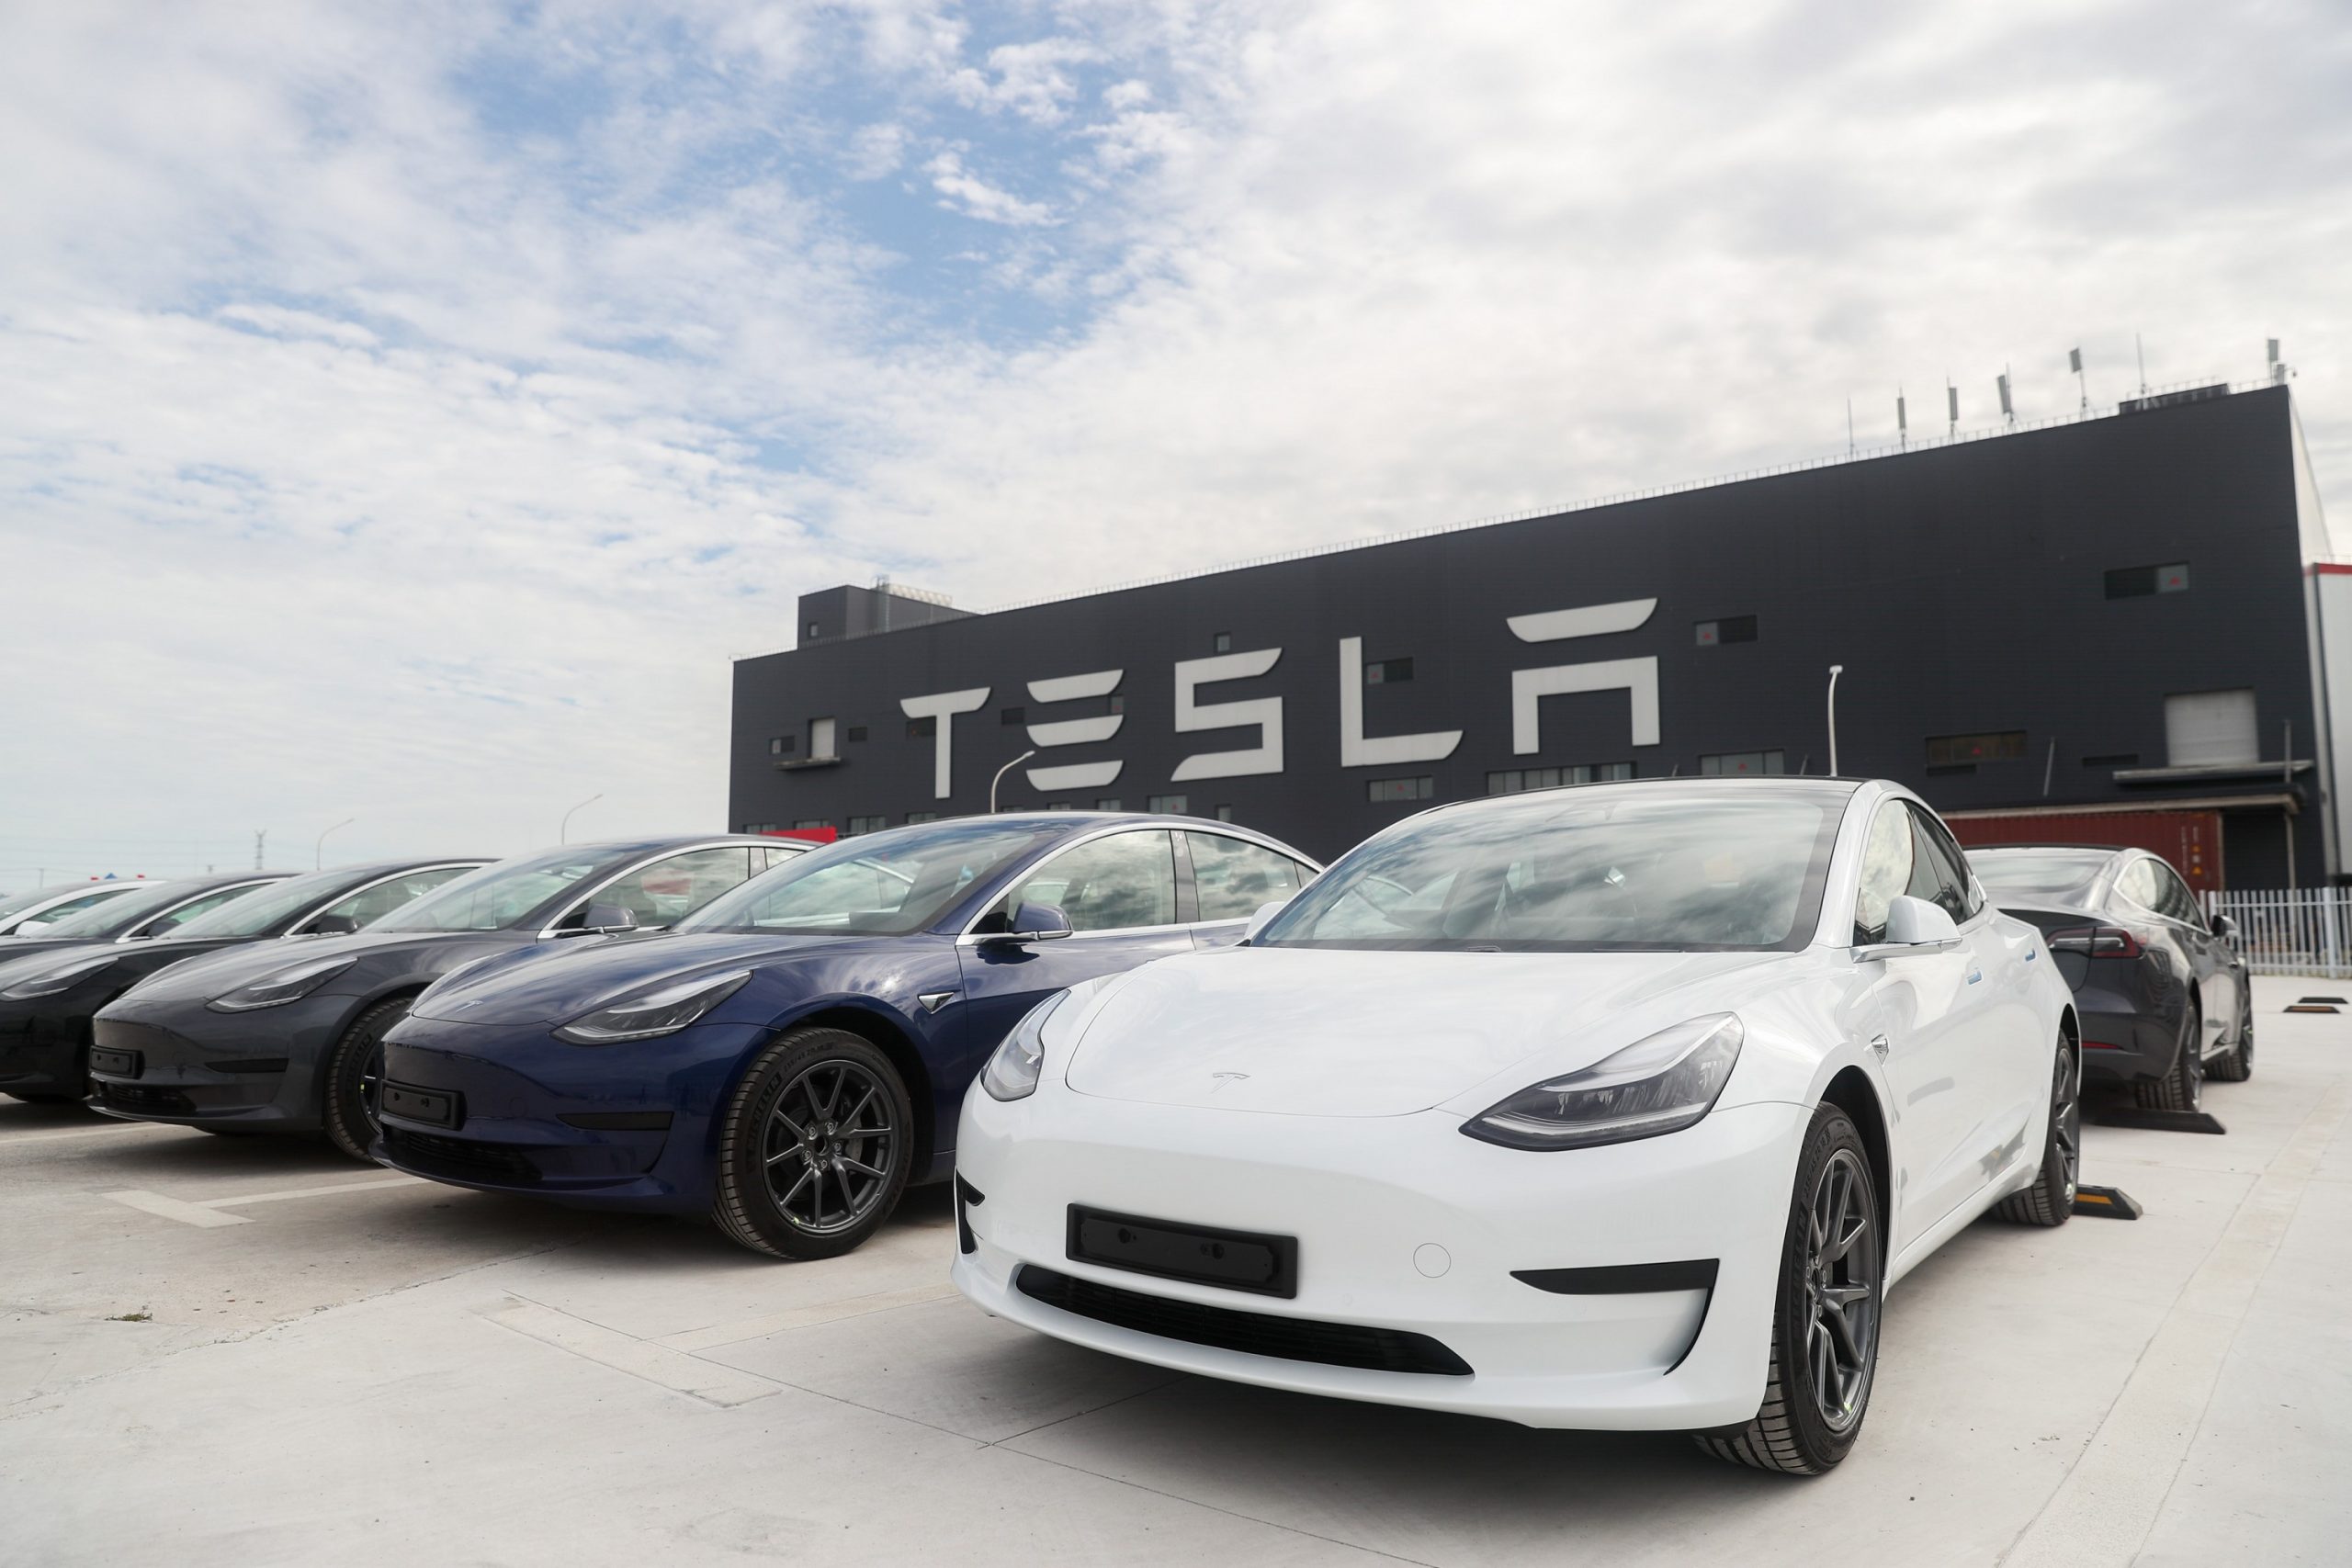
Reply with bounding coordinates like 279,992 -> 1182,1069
1419,773 -> 1864,822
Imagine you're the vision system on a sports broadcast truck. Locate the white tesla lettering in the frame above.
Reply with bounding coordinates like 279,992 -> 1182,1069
1508,598 -> 1660,755
899,686 -> 990,799
1026,668 -> 1124,791
1171,649 -> 1284,781
1339,636 -> 1461,767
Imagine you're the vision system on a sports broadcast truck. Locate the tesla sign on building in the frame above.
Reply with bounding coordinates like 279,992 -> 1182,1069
731,384 -> 2341,886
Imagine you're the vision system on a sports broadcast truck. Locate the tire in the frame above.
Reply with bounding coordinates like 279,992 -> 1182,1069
1994,1039 -> 2079,1225
322,996 -> 411,1161
1693,1105 -> 1882,1476
711,1027 -> 913,1260
2132,1002 -> 2202,1112
2207,997 -> 2254,1083
4,1090 -> 85,1105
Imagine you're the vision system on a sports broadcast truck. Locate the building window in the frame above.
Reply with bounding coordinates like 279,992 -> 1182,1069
806,621 -> 820,637
1699,750 -> 1785,776
1363,657 -> 1414,685
1695,615 -> 1758,646
2106,562 -> 2189,598
846,816 -> 887,836
769,736 -> 796,756
1367,775 -> 1435,803
1095,797 -> 1122,811
844,726 -> 867,744
792,819 -> 831,831
1043,802 -> 1076,810
1212,633 -> 1231,653
906,811 -> 940,825
1106,694 -> 1125,715
1001,705 -> 1024,726
1925,732 -> 2025,766
741,822 -> 777,833
1487,762 -> 1633,795
1148,794 -> 1188,815
906,716 -> 935,739
1215,805 -> 1235,822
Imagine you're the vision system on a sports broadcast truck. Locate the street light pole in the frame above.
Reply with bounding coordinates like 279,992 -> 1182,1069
1826,665 -> 1846,776
989,750 -> 1036,813
560,794 -> 603,844
315,818 -> 355,869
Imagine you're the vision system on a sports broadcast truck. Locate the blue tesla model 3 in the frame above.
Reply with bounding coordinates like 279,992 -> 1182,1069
375,813 -> 1320,1258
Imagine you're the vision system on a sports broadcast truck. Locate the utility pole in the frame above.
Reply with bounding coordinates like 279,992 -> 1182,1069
254,829 -> 267,870
560,795 -> 603,844
1826,666 -> 1846,776
990,750 -> 1037,814
315,818 -> 355,869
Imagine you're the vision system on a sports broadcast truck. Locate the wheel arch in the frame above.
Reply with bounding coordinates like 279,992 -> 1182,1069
764,1000 -> 940,1181
1816,1065 -> 1893,1257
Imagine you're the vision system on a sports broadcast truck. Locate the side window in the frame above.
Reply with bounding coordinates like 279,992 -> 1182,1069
994,831 -> 1177,933
318,866 -> 472,929
1852,804 -> 1914,945
1186,833 -> 1308,922
2153,863 -> 2205,928
588,848 -> 758,928
757,844 -> 801,873
146,886 -> 258,936
2116,859 -> 2162,912
1906,807 -> 1982,921
32,890 -> 120,923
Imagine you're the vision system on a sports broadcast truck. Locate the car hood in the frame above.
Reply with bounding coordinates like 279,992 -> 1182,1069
1062,945 -> 1791,1117
0,935 -> 115,970
107,928 -> 538,1007
405,931 -> 871,1025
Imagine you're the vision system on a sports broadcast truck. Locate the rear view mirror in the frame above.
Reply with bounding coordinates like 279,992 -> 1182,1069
989,901 -> 1071,944
1857,895 -> 1962,962
579,903 -> 640,935
2211,913 -> 2237,941
304,913 -> 362,936
1241,898 -> 1290,944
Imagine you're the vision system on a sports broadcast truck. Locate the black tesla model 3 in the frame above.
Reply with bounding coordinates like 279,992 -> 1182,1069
0,872 -> 291,1102
86,837 -> 801,1156
1971,843 -> 2251,1111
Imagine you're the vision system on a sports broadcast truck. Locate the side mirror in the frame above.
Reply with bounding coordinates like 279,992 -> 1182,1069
1857,895 -> 1963,962
579,903 -> 640,935
1240,898 -> 1290,945
304,913 -> 362,936
12,919 -> 46,935
988,901 -> 1072,944
2211,913 -> 2237,941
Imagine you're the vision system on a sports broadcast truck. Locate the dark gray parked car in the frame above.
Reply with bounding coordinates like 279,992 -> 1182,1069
1971,844 -> 2251,1111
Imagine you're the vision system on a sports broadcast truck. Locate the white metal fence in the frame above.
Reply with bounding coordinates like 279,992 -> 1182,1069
2204,888 -> 2352,978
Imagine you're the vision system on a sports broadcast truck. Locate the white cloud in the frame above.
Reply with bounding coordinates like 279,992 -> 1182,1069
0,0 -> 2347,881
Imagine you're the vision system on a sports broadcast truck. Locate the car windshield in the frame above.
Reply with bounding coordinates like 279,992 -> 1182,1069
370,846 -> 631,933
162,869 -> 360,941
682,821 -> 1054,937
0,885 -> 114,920
1971,851 -> 2109,906
1259,790 -> 1841,952
33,880 -> 209,938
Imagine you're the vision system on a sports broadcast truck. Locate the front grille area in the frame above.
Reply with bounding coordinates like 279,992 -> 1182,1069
1016,1265 -> 1473,1377
95,1082 -> 196,1116
382,1127 -> 540,1185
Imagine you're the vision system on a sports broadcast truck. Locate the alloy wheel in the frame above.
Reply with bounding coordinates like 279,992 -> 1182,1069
2053,1050 -> 2081,1203
760,1059 -> 898,1235
1803,1147 -> 1880,1432
359,1041 -> 384,1134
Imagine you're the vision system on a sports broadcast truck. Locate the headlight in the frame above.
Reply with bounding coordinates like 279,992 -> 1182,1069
205,955 -> 358,1013
553,969 -> 752,1044
0,952 -> 119,999
1463,1013 -> 1744,1151
980,990 -> 1070,1101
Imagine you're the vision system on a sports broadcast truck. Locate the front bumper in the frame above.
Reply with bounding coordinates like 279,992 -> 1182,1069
953,1085 -> 1810,1431
370,1017 -> 763,1214
85,994 -> 354,1129
0,1004 -> 90,1096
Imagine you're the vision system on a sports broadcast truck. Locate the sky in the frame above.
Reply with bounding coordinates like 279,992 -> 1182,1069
3,0 -> 2348,884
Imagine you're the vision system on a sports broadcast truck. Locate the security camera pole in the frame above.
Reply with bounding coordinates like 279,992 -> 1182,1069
989,750 -> 1036,814
1826,666 -> 1846,776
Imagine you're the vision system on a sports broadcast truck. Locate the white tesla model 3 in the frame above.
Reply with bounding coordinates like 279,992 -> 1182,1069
952,777 -> 2081,1474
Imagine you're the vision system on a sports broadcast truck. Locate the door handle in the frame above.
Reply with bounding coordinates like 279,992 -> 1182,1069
1869,1033 -> 1889,1060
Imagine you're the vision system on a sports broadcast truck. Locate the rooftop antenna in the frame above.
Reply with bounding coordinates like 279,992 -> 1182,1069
254,829 -> 266,870
2135,333 -> 2148,396
1847,399 -> 1856,457
1997,368 -> 2015,427
1896,389 -> 1907,452
876,573 -> 891,634
2069,346 -> 2087,412
2268,337 -> 2289,385
1946,379 -> 1958,439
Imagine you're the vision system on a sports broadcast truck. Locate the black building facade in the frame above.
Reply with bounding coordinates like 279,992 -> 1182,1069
731,386 -> 2337,887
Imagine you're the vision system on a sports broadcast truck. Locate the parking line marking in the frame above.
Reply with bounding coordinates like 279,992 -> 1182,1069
486,1300 -> 783,1408
100,1189 -> 253,1228
657,1282 -> 959,1352
202,1175 -> 424,1209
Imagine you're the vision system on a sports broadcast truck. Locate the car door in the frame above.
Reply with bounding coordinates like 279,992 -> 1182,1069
1855,801 -> 1999,1243
2148,857 -> 2240,1058
1910,806 -> 2045,1168
953,828 -> 1192,1064
1182,830 -> 1316,950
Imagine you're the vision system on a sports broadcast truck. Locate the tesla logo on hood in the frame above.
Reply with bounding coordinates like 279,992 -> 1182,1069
1209,1071 -> 1250,1093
